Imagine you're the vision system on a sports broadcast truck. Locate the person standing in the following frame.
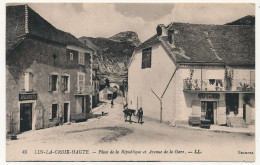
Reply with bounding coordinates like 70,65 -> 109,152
111,99 -> 114,108
137,108 -> 143,124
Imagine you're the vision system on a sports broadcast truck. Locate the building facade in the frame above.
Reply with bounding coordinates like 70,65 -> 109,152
6,5 -> 94,134
128,23 -> 255,127
99,87 -> 117,100
92,64 -> 100,108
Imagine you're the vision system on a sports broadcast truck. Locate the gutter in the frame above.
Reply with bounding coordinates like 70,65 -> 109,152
151,65 -> 178,123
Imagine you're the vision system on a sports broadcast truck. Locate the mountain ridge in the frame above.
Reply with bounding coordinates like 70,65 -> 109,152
79,31 -> 141,81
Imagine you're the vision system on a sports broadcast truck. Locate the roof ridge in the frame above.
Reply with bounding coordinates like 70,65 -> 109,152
168,22 -> 255,28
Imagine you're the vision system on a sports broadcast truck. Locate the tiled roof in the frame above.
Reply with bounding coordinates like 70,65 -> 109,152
136,22 -> 255,65
6,5 -> 92,53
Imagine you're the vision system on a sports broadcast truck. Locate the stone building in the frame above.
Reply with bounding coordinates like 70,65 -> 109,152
128,22 -> 255,127
6,5 -> 94,134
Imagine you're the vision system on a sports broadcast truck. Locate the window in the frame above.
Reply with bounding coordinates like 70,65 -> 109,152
208,79 -> 223,90
78,73 -> 85,91
142,47 -> 152,69
61,75 -> 70,92
24,72 -> 33,92
95,81 -> 99,90
70,53 -> 73,60
52,104 -> 58,119
49,74 -> 58,91
79,52 -> 85,65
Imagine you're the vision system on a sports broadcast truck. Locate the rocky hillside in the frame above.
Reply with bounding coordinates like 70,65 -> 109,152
79,31 -> 141,80
225,15 -> 255,26
109,31 -> 141,46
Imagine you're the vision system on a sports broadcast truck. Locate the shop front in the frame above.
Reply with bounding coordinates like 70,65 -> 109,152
190,93 -> 226,126
18,93 -> 37,132
189,91 -> 254,127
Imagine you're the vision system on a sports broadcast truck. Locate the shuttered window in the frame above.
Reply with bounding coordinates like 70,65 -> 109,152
49,74 -> 59,91
78,73 -> 85,87
52,104 -> 58,119
142,47 -> 152,69
70,53 -> 73,60
61,75 -> 69,92
79,52 -> 85,65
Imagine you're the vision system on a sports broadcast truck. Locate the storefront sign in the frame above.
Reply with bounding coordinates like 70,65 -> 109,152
198,93 -> 219,99
19,93 -> 37,101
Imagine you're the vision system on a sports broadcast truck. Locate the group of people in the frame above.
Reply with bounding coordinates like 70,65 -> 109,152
111,100 -> 144,124
123,103 -> 144,124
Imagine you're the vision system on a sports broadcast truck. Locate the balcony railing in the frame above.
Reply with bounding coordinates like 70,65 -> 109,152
74,85 -> 94,95
183,79 -> 255,92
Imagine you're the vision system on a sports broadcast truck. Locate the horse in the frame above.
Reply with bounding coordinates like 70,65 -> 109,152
123,108 -> 135,123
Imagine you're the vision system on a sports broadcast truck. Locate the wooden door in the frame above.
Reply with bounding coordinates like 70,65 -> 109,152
64,103 -> 69,123
20,103 -> 32,132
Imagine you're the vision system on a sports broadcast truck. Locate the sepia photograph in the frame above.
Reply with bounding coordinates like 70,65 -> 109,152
4,1 -> 256,162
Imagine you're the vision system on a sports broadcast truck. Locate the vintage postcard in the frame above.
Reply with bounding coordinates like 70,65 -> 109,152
5,1 -> 256,162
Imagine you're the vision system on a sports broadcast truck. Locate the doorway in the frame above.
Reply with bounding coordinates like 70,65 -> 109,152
226,93 -> 239,115
108,94 -> 112,100
76,97 -> 85,114
64,103 -> 69,123
201,101 -> 214,124
20,103 -> 32,132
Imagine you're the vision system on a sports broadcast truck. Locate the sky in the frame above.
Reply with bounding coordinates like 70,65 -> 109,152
25,3 -> 255,42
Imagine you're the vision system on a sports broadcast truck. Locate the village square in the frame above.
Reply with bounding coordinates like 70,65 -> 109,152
5,3 -> 255,162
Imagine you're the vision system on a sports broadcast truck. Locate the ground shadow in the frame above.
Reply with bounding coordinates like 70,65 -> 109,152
90,111 -> 109,119
65,126 -> 134,143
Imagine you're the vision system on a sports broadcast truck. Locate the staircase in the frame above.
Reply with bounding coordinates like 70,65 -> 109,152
227,117 -> 247,128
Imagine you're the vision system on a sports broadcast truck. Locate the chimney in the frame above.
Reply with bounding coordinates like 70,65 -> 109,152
156,24 -> 167,37
157,24 -> 175,46
167,29 -> 175,46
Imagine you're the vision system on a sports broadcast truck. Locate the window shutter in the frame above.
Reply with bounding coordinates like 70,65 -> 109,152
24,72 -> 29,91
83,74 -> 85,86
48,75 -> 52,91
57,76 -> 59,91
61,76 -> 64,92
67,76 -> 70,92
29,72 -> 33,91
58,104 -> 62,118
49,105 -> 52,119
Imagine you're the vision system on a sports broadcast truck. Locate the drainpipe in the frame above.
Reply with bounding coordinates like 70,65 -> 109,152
151,66 -> 178,123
